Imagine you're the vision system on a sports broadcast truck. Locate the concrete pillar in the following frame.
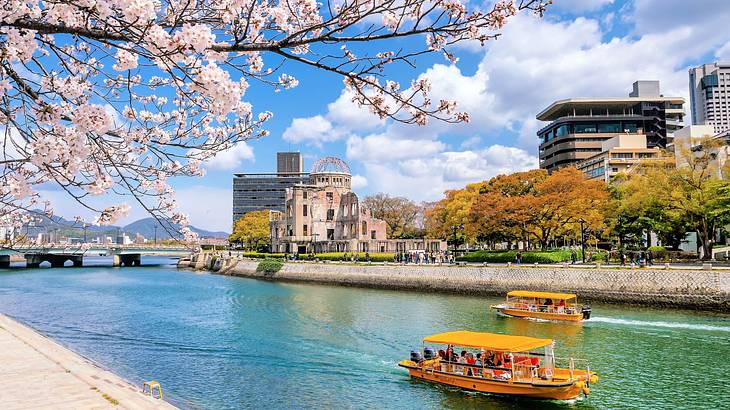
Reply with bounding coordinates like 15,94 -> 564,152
112,254 -> 121,267
0,255 -> 10,269
70,255 -> 83,267
25,254 -> 42,268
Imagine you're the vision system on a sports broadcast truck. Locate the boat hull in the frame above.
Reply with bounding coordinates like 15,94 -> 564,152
399,363 -> 585,400
492,307 -> 584,322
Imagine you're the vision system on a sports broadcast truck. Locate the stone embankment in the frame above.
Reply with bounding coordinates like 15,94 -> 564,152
179,254 -> 730,311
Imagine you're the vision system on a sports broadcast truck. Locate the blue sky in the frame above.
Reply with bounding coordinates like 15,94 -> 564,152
40,0 -> 730,232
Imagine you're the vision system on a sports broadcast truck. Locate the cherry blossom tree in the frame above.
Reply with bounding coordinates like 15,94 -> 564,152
0,0 -> 549,244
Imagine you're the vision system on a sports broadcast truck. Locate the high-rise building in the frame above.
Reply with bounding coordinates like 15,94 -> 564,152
689,62 -> 730,134
536,81 -> 684,172
232,152 -> 309,222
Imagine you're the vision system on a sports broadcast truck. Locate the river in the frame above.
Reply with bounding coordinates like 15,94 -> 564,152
0,262 -> 728,409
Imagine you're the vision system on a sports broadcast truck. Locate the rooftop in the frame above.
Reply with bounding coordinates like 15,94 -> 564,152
537,96 -> 685,121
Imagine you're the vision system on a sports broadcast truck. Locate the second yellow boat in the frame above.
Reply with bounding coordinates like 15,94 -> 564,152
491,290 -> 591,322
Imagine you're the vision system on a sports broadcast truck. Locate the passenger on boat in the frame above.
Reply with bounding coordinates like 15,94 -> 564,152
438,349 -> 447,371
556,299 -> 566,313
465,353 -> 476,376
456,351 -> 468,374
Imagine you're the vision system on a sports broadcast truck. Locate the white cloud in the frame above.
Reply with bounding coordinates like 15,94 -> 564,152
346,134 -> 445,162
204,142 -> 254,171
282,90 -> 385,147
282,115 -> 345,147
326,90 -> 385,131
550,0 -> 614,13
360,145 -> 537,201
460,136 -> 481,149
351,174 -> 368,189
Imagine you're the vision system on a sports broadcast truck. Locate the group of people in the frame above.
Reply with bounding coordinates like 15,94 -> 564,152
434,346 -> 525,378
396,250 -> 453,264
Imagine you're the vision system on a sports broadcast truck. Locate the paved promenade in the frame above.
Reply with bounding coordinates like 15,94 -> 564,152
0,314 -> 177,409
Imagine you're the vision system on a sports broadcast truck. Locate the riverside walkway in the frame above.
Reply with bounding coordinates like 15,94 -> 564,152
0,314 -> 177,409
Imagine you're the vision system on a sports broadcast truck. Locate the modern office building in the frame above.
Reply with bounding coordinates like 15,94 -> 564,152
270,157 -> 446,254
689,62 -> 730,134
536,81 -> 684,172
575,134 -> 665,182
232,152 -> 309,222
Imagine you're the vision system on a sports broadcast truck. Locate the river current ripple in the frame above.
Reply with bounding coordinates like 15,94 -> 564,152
0,262 -> 728,409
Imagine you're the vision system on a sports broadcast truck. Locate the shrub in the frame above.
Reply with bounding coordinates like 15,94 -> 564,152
647,245 -> 667,252
256,259 -> 283,274
456,250 -> 582,264
589,250 -> 609,262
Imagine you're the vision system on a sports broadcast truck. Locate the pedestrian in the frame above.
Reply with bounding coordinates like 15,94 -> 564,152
515,251 -> 522,265
571,249 -> 577,264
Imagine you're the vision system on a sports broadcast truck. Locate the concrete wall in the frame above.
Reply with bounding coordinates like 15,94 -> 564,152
180,257 -> 730,311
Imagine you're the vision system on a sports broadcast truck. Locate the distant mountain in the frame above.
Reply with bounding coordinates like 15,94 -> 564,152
22,212 -> 228,240
123,218 -> 229,239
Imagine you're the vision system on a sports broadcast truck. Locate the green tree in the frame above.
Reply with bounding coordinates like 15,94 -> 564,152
614,137 -> 730,258
229,210 -> 271,251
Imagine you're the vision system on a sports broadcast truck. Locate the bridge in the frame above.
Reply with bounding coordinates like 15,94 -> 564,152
0,245 -> 194,268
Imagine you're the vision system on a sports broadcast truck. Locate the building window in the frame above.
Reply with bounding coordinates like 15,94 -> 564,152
597,123 -> 621,133
326,192 -> 333,200
361,221 -> 367,235
622,122 -> 638,133
555,124 -> 570,137
575,123 -> 597,133
327,209 -> 334,221
327,229 -> 334,240
371,230 -> 376,239
303,204 -> 308,216
612,167 -> 619,173
303,191 -> 307,199
611,153 -> 633,159
303,224 -> 308,236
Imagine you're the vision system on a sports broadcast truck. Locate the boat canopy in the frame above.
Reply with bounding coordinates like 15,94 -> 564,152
423,331 -> 553,352
507,290 -> 577,300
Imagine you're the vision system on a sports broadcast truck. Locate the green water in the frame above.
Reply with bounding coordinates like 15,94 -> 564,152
0,264 -> 728,409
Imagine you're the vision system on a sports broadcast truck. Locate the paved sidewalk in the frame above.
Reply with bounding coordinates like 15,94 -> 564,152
0,314 -> 177,409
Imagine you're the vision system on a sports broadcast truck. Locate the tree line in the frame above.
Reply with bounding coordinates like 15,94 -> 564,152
424,138 -> 730,259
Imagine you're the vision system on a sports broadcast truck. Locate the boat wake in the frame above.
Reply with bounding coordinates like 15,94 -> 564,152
589,316 -> 730,332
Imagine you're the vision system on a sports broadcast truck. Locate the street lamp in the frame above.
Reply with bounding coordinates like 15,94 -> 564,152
577,218 -> 586,264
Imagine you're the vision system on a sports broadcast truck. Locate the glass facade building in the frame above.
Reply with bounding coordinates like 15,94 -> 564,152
232,153 -> 309,222
536,81 -> 684,172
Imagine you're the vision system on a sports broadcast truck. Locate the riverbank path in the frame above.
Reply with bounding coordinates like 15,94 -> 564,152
0,314 -> 177,409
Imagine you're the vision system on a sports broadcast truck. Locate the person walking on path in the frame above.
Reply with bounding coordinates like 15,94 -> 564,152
571,249 -> 577,264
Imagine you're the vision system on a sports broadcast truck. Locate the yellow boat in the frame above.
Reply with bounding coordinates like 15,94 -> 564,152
398,330 -> 598,400
490,290 -> 591,322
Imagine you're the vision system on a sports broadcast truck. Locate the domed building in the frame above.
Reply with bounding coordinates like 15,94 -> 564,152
269,157 -> 445,255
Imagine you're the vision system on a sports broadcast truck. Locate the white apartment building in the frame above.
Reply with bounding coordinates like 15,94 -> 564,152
689,62 -> 730,133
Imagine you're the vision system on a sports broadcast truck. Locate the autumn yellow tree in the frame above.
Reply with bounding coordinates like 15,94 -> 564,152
425,181 -> 487,244
229,210 -> 271,251
464,168 -> 609,249
613,137 -> 730,258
